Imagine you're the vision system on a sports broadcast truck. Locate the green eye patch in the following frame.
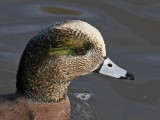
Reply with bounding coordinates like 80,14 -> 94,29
49,37 -> 91,56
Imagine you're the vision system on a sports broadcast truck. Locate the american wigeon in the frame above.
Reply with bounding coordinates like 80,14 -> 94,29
0,20 -> 134,120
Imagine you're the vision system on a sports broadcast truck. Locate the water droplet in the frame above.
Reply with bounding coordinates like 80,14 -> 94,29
144,96 -> 148,99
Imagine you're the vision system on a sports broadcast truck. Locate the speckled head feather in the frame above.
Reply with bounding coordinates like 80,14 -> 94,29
16,20 -> 106,103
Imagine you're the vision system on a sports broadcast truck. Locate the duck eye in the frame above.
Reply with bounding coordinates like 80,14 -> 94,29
77,47 -> 87,55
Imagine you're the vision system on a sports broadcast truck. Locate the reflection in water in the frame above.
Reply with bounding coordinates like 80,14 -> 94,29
68,88 -> 99,120
74,93 -> 91,101
42,6 -> 82,15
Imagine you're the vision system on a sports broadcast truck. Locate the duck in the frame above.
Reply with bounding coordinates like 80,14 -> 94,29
0,20 -> 134,120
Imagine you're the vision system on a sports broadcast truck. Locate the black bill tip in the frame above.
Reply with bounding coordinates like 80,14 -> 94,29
120,72 -> 135,80
126,72 -> 135,80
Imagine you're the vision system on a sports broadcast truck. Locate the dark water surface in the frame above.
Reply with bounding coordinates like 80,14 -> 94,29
0,0 -> 160,120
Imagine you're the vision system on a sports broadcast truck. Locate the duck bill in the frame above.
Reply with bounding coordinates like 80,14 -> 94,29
98,57 -> 134,80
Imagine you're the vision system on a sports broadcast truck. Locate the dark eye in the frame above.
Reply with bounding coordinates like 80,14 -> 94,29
77,47 -> 87,55
108,63 -> 112,67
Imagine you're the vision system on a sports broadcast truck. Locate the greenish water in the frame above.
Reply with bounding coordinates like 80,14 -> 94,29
0,0 -> 160,120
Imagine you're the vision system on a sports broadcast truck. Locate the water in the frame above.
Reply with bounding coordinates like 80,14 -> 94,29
0,0 -> 160,119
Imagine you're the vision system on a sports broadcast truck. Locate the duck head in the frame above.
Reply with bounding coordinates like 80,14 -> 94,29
16,20 -> 134,103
